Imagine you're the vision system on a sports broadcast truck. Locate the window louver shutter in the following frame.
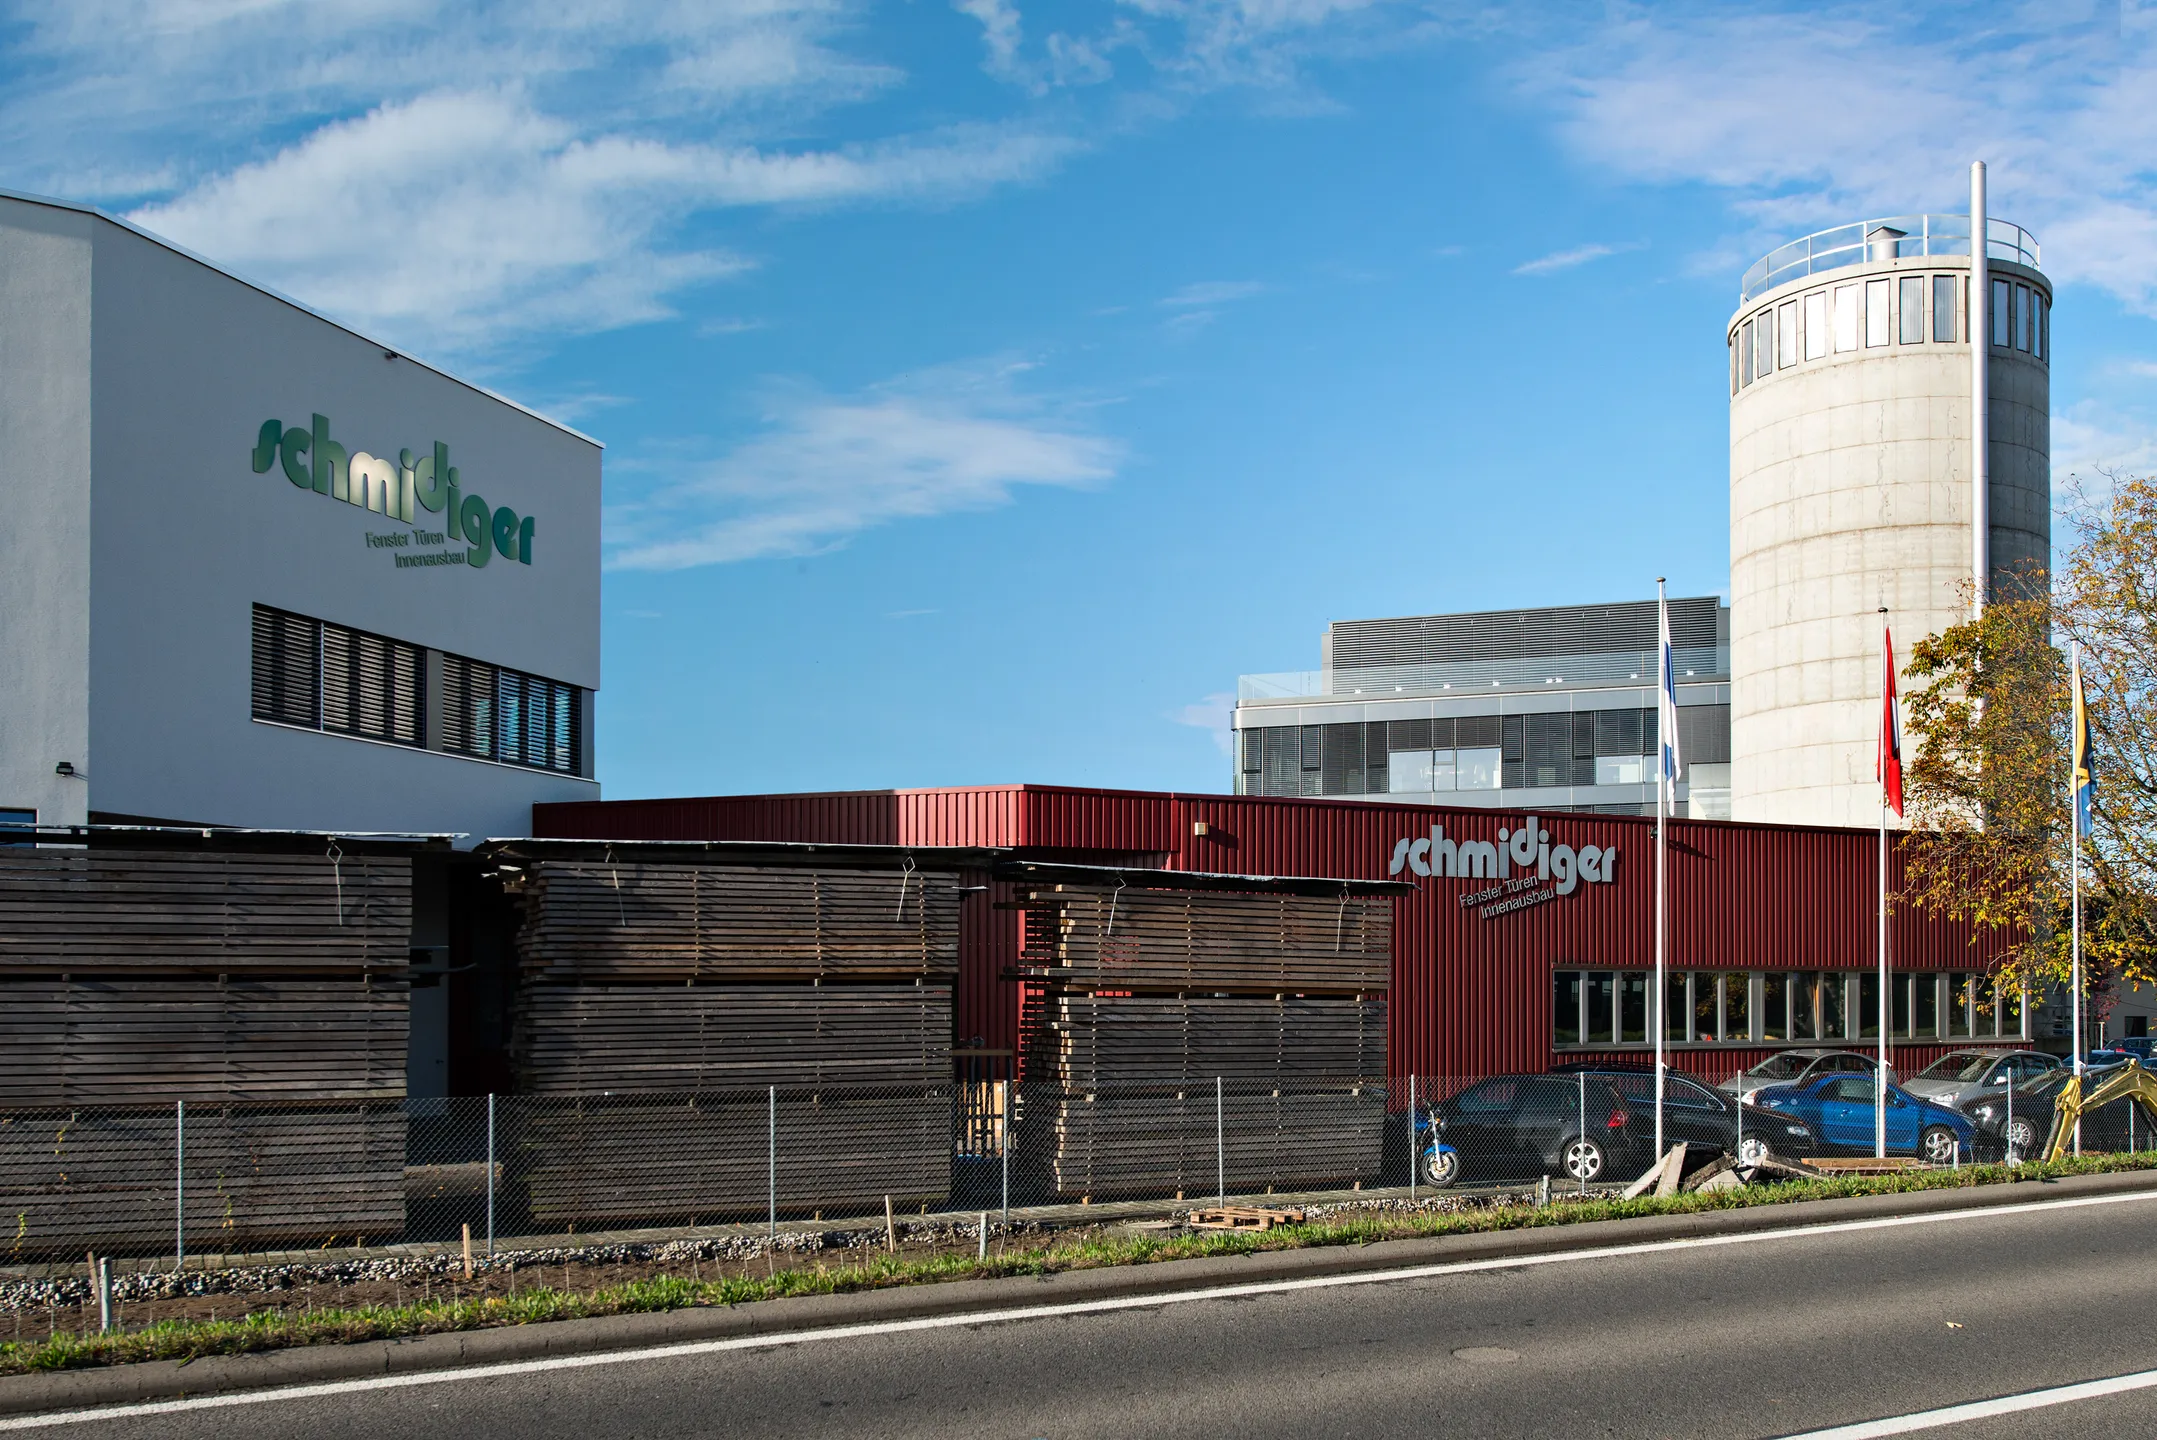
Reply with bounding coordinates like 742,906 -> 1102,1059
250,606 -> 320,727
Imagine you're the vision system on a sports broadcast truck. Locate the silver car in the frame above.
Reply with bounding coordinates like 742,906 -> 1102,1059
1717,1049 -> 1889,1104
1901,1049 -> 2061,1113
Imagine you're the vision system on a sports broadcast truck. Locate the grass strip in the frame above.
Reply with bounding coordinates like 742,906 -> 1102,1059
6,1150 -> 2153,1377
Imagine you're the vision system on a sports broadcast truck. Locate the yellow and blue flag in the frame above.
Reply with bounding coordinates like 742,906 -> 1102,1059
2072,647 -> 2094,839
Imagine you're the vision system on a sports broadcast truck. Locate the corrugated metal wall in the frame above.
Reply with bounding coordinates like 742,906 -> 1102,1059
533,786 -> 2014,1081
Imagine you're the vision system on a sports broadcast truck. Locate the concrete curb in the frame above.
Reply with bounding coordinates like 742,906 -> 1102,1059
1,1168 -> 2149,1418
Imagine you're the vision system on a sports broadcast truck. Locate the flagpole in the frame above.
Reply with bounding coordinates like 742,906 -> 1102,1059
1877,608 -> 1890,1159
2072,641 -> 2084,1155
1654,578 -> 1668,1164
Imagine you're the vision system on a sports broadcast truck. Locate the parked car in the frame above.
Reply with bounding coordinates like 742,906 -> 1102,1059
1964,1061 -> 2144,1160
1748,1074 -> 1974,1163
1717,1049 -> 1890,1103
1558,1065 -> 1818,1168
1419,1073 -> 1645,1187
1902,1049 -> 2061,1114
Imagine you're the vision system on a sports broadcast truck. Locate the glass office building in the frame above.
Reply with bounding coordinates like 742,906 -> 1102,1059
1232,598 -> 1732,818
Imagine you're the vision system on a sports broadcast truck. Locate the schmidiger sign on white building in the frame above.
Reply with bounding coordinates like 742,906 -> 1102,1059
1388,816 -> 1619,920
0,189 -> 601,841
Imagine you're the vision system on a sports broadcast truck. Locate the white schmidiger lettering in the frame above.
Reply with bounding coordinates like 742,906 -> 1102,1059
1387,816 -> 1616,897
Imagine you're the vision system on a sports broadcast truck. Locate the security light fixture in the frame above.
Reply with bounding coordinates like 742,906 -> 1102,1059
54,762 -> 75,778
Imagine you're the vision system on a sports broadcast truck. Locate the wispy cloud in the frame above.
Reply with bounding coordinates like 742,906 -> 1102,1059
1520,6 -> 2157,313
1512,241 -> 1640,276
1172,692 -> 1237,757
606,360 -> 1122,569
1160,279 -> 1268,307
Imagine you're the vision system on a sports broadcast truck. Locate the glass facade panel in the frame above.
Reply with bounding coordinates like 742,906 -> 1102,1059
1834,284 -> 1860,351
1587,973 -> 1616,1045
1721,972 -> 1751,1041
1858,972 -> 1881,1038
2016,285 -> 2032,351
1865,278 -> 1892,347
1619,972 -> 1648,1043
1975,975 -> 1997,1037
1778,300 -> 1799,367
1594,754 -> 1647,785
1913,973 -> 1939,1037
1804,291 -> 1829,359
1948,974 -> 1973,1036
1790,972 -> 1818,1040
1991,279 -> 2012,345
1756,309 -> 1775,378
1553,970 -> 1581,1047
1933,274 -> 1959,342
1665,972 -> 1688,1041
1899,276 -> 1925,343
1741,318 -> 1754,385
1762,972 -> 1789,1041
1821,973 -> 1848,1039
1388,751 -> 1436,793
1892,974 -> 1912,1036
1456,747 -> 1501,790
1692,974 -> 1717,1042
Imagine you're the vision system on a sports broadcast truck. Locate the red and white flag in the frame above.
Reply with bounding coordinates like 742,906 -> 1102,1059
1878,626 -> 1904,817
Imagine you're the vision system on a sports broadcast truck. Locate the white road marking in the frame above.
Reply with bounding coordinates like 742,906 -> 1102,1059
2,1186 -> 2153,1431
1774,1366 -> 2157,1437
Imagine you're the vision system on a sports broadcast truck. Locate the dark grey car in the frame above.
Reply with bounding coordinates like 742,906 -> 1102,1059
1903,1049 -> 2060,1115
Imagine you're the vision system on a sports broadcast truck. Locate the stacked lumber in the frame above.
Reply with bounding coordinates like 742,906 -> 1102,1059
508,859 -> 961,1223
1046,1089 -> 1386,1196
515,1093 -> 950,1225
0,847 -> 411,1255
0,1102 -> 405,1258
1016,886 -> 1389,993
1041,994 -> 1384,1086
0,849 -> 408,971
1012,883 -> 1392,1198
513,862 -> 959,980
513,984 -> 950,1092
0,976 -> 408,1105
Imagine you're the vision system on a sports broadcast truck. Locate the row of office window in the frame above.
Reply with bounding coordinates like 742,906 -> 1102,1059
1732,273 -> 2048,394
1554,968 -> 2028,1048
1238,708 -> 1731,799
251,604 -> 584,774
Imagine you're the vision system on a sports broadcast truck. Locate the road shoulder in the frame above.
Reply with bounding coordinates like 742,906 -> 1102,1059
3,1168 -> 2150,1418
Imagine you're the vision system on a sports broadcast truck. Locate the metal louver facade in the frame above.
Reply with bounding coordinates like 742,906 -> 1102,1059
1324,596 -> 1725,669
251,605 -> 423,748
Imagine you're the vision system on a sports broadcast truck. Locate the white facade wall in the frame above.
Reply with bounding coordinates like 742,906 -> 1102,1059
1728,253 -> 2050,829
0,192 -> 602,840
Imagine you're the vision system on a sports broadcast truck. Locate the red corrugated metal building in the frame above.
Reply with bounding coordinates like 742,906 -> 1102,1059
532,785 -> 2021,1082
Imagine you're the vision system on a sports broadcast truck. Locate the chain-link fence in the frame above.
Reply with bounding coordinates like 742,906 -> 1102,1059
6,1059 -> 2153,1342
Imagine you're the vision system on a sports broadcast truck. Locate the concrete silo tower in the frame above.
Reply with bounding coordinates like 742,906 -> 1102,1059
1728,165 -> 2052,827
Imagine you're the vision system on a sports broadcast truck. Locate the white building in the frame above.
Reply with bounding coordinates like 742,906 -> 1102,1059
0,189 -> 601,842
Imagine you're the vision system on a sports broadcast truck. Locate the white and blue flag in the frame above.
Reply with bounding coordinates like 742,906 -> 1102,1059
1657,589 -> 1683,786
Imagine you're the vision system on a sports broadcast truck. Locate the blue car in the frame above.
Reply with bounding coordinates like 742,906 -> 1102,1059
1750,1073 -> 1974,1164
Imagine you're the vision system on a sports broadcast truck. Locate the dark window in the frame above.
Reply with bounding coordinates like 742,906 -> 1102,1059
1594,707 -> 1643,757
1364,722 -> 1389,792
441,653 -> 584,774
1678,704 -> 1732,765
252,604 -> 423,748
1428,715 -> 1457,750
1456,715 -> 1499,750
1525,713 -> 1571,788
1932,274 -> 1959,343
1501,715 -> 1526,790
1388,718 -> 1433,752
1319,722 -> 1366,796
0,809 -> 31,845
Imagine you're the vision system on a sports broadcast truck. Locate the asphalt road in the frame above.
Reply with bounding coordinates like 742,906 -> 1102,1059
21,1192 -> 2157,1439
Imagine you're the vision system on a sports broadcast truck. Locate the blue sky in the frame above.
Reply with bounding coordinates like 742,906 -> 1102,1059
8,1 -> 2155,798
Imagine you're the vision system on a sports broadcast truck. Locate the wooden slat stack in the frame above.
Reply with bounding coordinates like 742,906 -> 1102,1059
0,848 -> 411,1257
509,859 -> 960,1223
1014,884 -> 1392,1198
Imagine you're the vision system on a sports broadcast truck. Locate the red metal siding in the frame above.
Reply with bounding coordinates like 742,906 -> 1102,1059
532,786 -> 2016,1082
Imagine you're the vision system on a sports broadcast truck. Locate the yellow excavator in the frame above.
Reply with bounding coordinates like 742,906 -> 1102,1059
2041,1059 -> 2157,1161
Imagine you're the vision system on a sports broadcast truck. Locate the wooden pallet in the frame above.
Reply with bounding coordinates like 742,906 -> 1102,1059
1186,1206 -> 1305,1231
1799,1157 -> 1935,1175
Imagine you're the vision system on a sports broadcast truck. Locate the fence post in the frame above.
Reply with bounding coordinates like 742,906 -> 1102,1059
1216,1076 -> 1225,1208
1408,1074 -> 1417,1202
1000,1082 -> 1010,1229
2007,1083 -> 2016,1163
768,1085 -> 777,1251
174,1100 -> 185,1271
1735,1067 -> 1744,1167
96,1256 -> 110,1333
1577,1072 -> 1586,1196
486,1093 -> 497,1257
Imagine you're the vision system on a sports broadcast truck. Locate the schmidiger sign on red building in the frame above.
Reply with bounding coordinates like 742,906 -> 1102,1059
534,784 -> 2028,1083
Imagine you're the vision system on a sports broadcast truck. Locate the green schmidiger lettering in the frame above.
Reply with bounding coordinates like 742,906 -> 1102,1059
250,415 -> 535,569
